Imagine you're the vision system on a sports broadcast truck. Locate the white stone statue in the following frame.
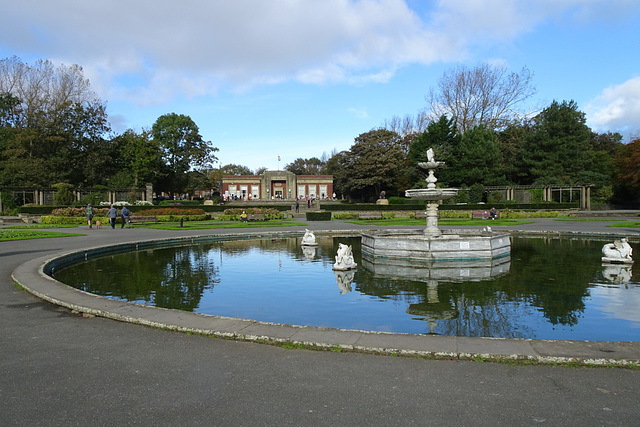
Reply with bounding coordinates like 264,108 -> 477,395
333,243 -> 357,271
427,147 -> 435,162
602,238 -> 634,264
301,229 -> 318,246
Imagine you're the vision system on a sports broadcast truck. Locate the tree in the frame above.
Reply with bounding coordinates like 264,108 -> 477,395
519,100 -> 593,185
341,129 -> 406,201
425,63 -> 536,134
151,113 -> 218,194
112,129 -> 163,187
0,56 -> 98,128
614,138 -> 640,202
285,157 -> 324,175
448,125 -> 505,187
408,115 -> 460,188
0,57 -> 111,187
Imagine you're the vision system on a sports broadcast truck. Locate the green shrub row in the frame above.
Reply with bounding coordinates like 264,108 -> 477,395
306,211 -> 332,221
333,212 -> 358,220
322,202 -> 577,211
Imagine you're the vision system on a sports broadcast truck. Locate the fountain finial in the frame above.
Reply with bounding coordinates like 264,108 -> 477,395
417,148 -> 445,170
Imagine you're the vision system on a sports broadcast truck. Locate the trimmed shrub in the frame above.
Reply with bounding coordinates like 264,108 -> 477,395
41,216 -> 109,225
468,183 -> 485,203
306,211 -> 331,221
52,183 -> 74,206
333,212 -> 358,220
382,212 -> 396,220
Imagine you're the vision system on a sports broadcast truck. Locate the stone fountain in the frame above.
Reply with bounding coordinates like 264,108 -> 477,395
361,148 -> 511,263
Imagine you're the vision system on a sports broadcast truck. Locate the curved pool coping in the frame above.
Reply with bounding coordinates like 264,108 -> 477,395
11,229 -> 640,367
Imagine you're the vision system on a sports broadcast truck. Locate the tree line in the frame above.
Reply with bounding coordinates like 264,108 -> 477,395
0,56 -> 218,197
1,57 -> 638,205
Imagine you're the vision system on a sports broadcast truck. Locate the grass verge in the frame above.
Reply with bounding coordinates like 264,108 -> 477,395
0,229 -> 83,241
554,218 -> 627,222
142,220 -> 308,230
606,222 -> 640,228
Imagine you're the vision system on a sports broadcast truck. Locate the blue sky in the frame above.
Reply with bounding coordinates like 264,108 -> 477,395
2,0 -> 639,172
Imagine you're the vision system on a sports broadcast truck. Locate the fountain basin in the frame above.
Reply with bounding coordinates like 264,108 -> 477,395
405,188 -> 459,200
361,229 -> 511,261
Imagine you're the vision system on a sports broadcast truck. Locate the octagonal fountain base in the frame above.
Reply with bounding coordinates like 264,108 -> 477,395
361,229 -> 511,262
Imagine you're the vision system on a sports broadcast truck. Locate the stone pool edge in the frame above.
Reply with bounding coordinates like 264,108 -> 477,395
11,230 -> 640,368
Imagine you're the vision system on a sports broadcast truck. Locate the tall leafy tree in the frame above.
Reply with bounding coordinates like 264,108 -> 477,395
519,100 -> 593,185
112,129 -> 163,187
448,125 -> 505,187
285,157 -> 324,175
342,129 -> 406,201
614,138 -> 640,203
151,113 -> 218,194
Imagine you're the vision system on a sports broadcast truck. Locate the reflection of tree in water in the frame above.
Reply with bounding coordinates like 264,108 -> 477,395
56,245 -> 219,311
154,246 -> 219,310
355,237 -> 606,336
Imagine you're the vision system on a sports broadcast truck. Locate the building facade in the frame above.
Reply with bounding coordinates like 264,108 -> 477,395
222,171 -> 333,200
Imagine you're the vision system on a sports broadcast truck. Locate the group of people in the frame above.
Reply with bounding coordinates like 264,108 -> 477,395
85,204 -> 131,229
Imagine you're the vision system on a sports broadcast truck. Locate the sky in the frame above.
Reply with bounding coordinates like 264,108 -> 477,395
1,0 -> 640,172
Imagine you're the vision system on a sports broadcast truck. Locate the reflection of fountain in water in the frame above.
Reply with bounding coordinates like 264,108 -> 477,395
361,254 -> 511,334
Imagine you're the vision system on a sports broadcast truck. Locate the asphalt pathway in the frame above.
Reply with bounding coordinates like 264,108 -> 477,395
2,216 -> 640,425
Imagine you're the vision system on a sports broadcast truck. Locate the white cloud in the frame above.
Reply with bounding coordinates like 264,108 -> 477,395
2,0 -> 639,108
585,77 -> 640,133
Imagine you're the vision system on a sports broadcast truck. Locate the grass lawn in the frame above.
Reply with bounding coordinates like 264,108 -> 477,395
3,224 -> 80,229
606,222 -> 640,228
344,218 -> 533,226
554,217 -> 627,221
0,229 -> 83,241
142,220 -> 308,230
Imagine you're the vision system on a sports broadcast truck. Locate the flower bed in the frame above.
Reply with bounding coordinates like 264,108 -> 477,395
216,208 -> 284,221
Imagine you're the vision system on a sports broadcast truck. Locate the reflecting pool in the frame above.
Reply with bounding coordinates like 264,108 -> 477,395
52,236 -> 640,341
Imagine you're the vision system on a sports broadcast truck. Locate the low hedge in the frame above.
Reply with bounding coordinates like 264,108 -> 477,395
322,202 -> 578,211
306,211 -> 332,221
41,216 -> 106,225
333,212 -> 358,220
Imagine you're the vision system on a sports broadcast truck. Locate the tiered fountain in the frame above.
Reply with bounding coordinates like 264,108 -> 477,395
361,148 -> 511,265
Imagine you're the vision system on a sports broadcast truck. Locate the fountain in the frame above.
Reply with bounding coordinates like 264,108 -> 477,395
361,148 -> 511,262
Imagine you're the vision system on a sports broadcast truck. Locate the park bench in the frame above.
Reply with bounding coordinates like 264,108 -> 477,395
414,211 -> 428,219
471,210 -> 499,219
358,212 -> 383,220
247,213 -> 266,221
129,215 -> 159,224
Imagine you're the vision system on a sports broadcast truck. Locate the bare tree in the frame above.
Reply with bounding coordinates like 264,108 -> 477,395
425,63 -> 536,134
0,56 -> 98,127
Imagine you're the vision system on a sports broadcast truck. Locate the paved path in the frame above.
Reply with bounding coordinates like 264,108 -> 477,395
2,216 -> 640,425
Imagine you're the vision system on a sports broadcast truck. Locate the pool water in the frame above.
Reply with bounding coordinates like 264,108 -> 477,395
53,236 -> 640,341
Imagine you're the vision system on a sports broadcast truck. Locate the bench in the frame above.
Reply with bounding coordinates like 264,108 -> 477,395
129,215 -> 159,224
246,214 -> 266,221
358,212 -> 383,220
414,211 -> 428,219
471,210 -> 499,219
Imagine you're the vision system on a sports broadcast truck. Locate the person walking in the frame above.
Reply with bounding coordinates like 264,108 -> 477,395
107,205 -> 118,229
121,206 -> 131,228
85,203 -> 94,229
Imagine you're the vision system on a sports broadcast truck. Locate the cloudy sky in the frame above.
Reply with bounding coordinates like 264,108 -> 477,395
2,0 -> 639,171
